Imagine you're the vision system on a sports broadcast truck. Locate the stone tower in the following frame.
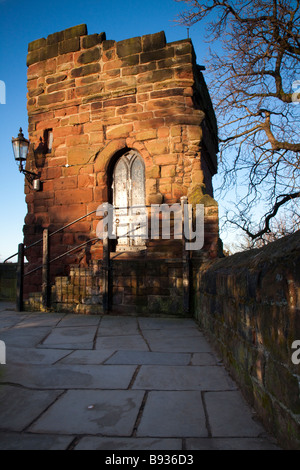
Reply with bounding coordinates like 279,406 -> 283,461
23,24 -> 219,314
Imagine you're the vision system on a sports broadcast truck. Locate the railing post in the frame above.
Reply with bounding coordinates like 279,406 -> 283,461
16,243 -> 24,312
181,196 -> 190,315
42,228 -> 50,310
102,229 -> 110,313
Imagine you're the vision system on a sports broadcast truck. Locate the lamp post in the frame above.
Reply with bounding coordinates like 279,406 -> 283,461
12,128 -> 40,190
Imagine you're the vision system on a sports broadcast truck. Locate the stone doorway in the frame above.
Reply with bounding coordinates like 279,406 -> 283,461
112,150 -> 147,252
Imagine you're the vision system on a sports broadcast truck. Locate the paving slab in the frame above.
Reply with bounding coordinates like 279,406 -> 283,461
0,314 -> 30,330
41,326 -> 98,349
29,390 -> 144,436
0,310 -> 281,450
138,317 -> 196,330
143,333 -> 213,353
7,346 -> 72,365
74,437 -> 182,450
137,391 -> 207,438
39,341 -> 94,350
105,350 -> 191,366
0,432 -> 74,450
0,312 -> 28,321
185,437 -> 280,450
0,327 -> 51,348
95,334 -> 149,351
143,328 -> 204,339
0,364 -> 136,390
98,316 -> 139,336
57,314 -> 101,327
17,313 -> 65,328
204,391 -> 266,437
191,352 -> 219,366
58,349 -> 116,365
0,385 -> 62,431
132,365 -> 237,391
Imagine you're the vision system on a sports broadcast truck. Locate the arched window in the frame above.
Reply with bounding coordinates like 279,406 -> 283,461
112,150 -> 146,251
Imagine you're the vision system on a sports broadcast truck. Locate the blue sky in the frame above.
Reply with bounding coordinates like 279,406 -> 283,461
0,0 -> 221,261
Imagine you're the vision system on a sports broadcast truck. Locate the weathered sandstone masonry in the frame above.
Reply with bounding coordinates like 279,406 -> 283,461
23,24 -> 219,311
193,230 -> 300,449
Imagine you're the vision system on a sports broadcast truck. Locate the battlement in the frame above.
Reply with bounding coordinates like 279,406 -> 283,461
26,24 -> 218,161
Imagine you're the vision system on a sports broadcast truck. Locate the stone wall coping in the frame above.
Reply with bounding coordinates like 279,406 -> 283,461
198,229 -> 300,273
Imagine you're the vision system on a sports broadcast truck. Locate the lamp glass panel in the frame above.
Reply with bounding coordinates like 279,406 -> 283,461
19,140 -> 29,161
12,140 -> 21,161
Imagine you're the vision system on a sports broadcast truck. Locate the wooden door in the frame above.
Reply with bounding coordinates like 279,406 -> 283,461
112,150 -> 146,251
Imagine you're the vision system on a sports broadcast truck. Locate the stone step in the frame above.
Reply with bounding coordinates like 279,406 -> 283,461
24,292 -> 43,312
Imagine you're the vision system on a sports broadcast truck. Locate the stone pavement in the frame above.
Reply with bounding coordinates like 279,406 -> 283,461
0,302 -> 280,450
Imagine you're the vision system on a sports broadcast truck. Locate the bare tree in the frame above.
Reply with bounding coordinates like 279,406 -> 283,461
176,0 -> 300,243
237,211 -> 300,249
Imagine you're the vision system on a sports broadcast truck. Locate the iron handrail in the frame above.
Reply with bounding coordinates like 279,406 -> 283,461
24,237 -> 99,276
10,200 -> 190,312
3,202 -> 185,263
24,216 -> 148,277
3,209 -> 98,263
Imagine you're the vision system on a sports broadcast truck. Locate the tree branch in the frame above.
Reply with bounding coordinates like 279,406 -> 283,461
245,192 -> 300,240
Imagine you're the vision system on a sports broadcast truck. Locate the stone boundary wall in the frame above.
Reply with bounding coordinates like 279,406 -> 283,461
0,264 -> 17,301
193,230 -> 300,449
110,258 -> 187,316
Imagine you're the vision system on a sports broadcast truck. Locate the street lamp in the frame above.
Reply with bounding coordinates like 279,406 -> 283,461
12,128 -> 40,190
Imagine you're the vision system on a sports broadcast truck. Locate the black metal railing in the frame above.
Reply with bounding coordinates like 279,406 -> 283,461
4,209 -> 101,312
4,198 -> 192,313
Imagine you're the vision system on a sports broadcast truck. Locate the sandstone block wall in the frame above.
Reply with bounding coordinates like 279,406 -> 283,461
24,24 -> 218,295
24,257 -> 187,316
110,258 -> 186,316
193,231 -> 300,449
